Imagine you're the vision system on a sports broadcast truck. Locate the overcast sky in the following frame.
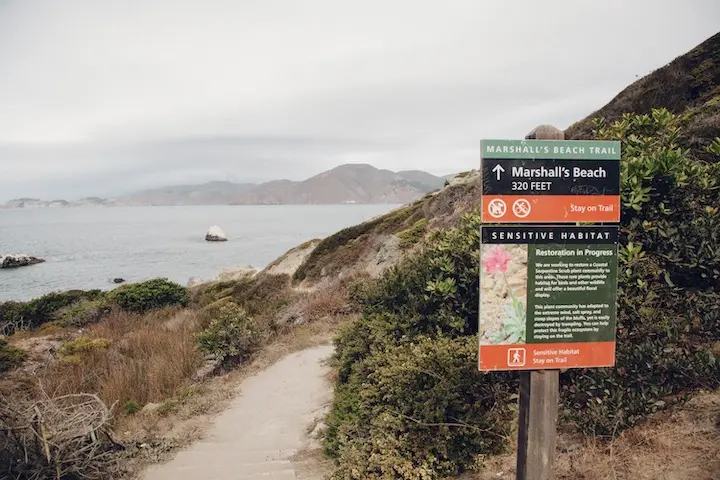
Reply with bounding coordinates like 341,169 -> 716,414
0,0 -> 718,201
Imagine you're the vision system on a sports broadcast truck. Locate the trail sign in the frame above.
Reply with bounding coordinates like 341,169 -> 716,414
480,139 -> 621,223
478,225 -> 618,372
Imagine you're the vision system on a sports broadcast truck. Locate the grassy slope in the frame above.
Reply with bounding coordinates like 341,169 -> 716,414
565,31 -> 720,160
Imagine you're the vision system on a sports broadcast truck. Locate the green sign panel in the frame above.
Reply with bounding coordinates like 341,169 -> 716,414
478,225 -> 619,371
481,139 -> 621,160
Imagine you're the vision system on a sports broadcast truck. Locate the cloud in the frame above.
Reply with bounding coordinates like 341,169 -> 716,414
0,0 -> 718,200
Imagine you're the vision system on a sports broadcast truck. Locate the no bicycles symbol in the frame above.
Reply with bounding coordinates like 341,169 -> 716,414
512,199 -> 531,218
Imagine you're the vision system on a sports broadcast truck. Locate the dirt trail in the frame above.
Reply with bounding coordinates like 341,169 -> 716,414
142,345 -> 334,480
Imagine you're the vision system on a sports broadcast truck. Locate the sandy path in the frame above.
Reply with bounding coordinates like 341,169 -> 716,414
142,345 -> 334,480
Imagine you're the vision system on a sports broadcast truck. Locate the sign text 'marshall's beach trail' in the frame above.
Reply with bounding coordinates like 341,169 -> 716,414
480,139 -> 621,223
481,140 -> 620,159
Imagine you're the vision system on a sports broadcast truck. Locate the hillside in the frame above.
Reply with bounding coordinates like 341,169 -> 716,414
565,31 -> 720,160
1,164 -> 444,208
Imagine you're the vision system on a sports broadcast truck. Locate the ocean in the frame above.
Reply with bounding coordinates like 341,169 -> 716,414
0,204 -> 399,302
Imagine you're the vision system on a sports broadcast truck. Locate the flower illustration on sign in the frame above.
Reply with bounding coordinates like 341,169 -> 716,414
483,246 -> 526,344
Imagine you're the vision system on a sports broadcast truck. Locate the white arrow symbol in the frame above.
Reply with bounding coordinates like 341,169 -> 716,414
492,164 -> 505,181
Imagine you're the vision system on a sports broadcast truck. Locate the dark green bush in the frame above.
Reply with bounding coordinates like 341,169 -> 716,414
195,302 -> 263,362
595,108 -> 720,288
0,338 -> 27,373
0,290 -> 103,334
108,278 -> 188,313
325,109 -> 720,477
326,214 -> 512,479
326,336 -> 514,480
561,109 -> 720,435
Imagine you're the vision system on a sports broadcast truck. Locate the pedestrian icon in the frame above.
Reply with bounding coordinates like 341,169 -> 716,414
488,198 -> 507,219
512,198 -> 531,218
508,348 -> 526,367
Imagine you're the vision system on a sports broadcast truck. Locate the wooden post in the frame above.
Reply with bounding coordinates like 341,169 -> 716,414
515,125 -> 564,480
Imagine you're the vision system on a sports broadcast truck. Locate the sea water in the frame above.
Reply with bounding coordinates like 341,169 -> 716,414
0,204 -> 398,302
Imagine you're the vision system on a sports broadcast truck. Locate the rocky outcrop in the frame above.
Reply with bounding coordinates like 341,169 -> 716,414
205,225 -> 228,242
446,169 -> 480,187
0,254 -> 45,269
216,266 -> 258,282
263,240 -> 320,277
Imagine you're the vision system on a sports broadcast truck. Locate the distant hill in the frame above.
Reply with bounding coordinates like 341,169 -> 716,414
1,164 -> 444,208
565,31 -> 720,160
230,164 -> 443,205
117,181 -> 257,206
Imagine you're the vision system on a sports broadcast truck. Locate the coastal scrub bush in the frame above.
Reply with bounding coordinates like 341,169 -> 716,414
58,297 -> 112,327
191,274 -> 293,319
561,109 -> 720,435
0,338 -> 27,373
108,278 -> 188,313
324,109 -> 720,477
325,336 -> 514,480
395,218 -> 428,248
594,108 -> 720,287
325,213 -> 512,479
196,302 -> 263,363
0,289 -> 103,334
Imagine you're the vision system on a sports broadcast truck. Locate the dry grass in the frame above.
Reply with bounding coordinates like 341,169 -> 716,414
471,391 -> 720,480
301,284 -> 354,321
38,308 -> 203,416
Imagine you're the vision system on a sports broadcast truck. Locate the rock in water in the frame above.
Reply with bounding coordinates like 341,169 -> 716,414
0,254 -> 45,269
113,278 -> 125,284
205,225 -> 228,242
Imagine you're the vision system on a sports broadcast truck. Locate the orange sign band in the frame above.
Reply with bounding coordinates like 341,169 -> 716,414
478,342 -> 616,371
482,195 -> 620,223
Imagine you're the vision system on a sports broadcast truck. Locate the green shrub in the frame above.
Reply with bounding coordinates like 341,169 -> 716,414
395,218 -> 428,248
108,278 -> 188,313
123,400 -> 140,415
195,303 -> 263,362
58,298 -> 112,327
561,109 -> 720,435
325,109 -> 720,477
595,108 -> 720,288
326,336 -> 514,480
0,289 -> 103,334
58,337 -> 112,356
0,338 -> 27,372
